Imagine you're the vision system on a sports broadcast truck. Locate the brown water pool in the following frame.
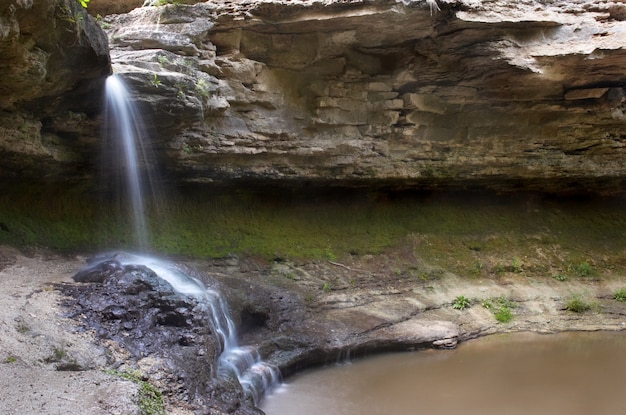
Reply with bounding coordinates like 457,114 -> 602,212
261,331 -> 626,415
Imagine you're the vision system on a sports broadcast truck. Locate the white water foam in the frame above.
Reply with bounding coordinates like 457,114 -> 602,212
113,252 -> 282,403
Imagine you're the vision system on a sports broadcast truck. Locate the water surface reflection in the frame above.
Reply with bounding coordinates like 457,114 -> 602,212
261,331 -> 626,415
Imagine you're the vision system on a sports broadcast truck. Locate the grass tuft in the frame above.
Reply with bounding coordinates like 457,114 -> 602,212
613,288 -> 626,302
482,296 -> 515,323
565,295 -> 591,313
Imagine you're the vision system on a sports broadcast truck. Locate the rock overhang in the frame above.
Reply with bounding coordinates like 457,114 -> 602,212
3,0 -> 626,194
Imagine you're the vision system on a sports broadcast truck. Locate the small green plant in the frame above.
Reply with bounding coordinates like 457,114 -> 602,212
157,55 -> 170,66
5,356 -> 17,363
106,370 -> 165,415
283,271 -> 297,280
152,0 -> 181,6
511,257 -> 523,273
182,144 -> 193,154
181,58 -> 195,68
482,296 -> 515,323
78,0 -> 90,8
553,273 -> 567,282
196,78 -> 211,99
494,262 -> 507,274
614,288 -> 626,302
322,282 -> 332,293
16,322 -> 30,334
494,306 -> 513,323
565,295 -> 591,313
95,15 -> 111,29
150,74 -> 162,88
52,347 -> 67,361
470,260 -> 483,277
568,260 -> 595,278
418,268 -> 444,282
452,295 -> 471,310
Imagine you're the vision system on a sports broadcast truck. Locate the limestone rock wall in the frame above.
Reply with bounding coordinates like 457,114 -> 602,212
101,0 -> 626,192
3,0 -> 626,192
0,0 -> 110,181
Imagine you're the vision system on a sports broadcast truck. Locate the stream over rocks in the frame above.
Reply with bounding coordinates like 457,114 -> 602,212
61,247 -> 626,414
66,252 -> 282,413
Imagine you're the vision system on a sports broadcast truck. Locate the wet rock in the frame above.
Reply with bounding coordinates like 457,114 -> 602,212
203,258 -> 462,380
73,259 -> 124,283
63,258 -> 262,414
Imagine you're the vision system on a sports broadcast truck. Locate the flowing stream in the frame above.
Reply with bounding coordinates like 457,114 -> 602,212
102,75 -> 280,403
261,331 -> 626,415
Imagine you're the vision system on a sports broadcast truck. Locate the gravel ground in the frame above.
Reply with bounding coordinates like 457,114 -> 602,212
0,246 -> 140,415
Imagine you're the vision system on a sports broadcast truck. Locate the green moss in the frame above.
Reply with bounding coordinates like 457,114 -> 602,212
106,370 -> 165,415
1,184 -> 626,278
567,260 -> 596,278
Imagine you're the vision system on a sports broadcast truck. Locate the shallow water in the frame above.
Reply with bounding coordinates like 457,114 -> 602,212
261,331 -> 626,415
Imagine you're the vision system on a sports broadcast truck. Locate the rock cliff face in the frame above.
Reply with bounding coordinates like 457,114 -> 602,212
3,0 -> 626,193
101,0 -> 626,193
0,0 -> 110,181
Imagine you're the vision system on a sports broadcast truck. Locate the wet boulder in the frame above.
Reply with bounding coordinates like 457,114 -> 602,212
64,259 -> 231,411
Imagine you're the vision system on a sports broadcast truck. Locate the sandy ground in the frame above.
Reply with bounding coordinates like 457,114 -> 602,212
0,246 -> 140,415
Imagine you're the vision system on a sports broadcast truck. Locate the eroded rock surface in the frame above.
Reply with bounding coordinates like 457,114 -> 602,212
99,0 -> 626,193
0,0 -> 110,181
2,0 -> 626,192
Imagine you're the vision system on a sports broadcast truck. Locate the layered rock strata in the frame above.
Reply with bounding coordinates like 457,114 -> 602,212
2,0 -> 626,192
102,0 -> 626,192
0,0 -> 110,181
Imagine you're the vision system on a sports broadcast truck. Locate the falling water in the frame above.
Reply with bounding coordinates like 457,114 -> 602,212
108,252 -> 282,404
104,75 -> 152,251
100,74 -> 280,404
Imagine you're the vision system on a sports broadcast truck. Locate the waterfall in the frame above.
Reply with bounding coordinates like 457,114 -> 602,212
101,75 -> 280,404
104,75 -> 154,251
112,253 -> 282,404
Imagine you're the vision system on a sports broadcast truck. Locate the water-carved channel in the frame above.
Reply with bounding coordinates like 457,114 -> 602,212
261,331 -> 626,415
